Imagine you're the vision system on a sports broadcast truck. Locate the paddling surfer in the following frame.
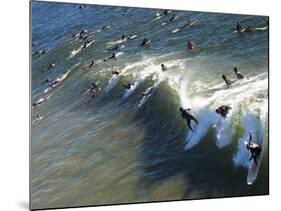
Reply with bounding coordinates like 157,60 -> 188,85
233,67 -> 244,79
222,75 -> 235,86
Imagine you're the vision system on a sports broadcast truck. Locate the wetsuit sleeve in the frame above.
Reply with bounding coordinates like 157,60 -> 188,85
249,132 -> 252,143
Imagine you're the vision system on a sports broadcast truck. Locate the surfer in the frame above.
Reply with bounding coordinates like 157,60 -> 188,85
82,40 -> 91,49
163,10 -> 172,16
140,88 -> 154,97
123,82 -> 133,90
169,14 -> 178,22
236,21 -> 243,32
187,40 -> 196,52
121,34 -> 129,40
236,21 -> 251,32
88,61 -> 95,68
32,98 -> 45,107
104,52 -> 116,61
140,37 -> 151,46
233,67 -> 244,79
48,63 -> 56,70
122,9 -> 128,16
78,5 -> 86,9
179,107 -> 198,132
41,77 -> 51,84
101,25 -> 111,30
161,64 -> 168,72
246,131 -> 262,166
215,105 -> 232,119
222,75 -> 235,86
112,70 -> 121,76
182,20 -> 192,29
33,49 -> 48,57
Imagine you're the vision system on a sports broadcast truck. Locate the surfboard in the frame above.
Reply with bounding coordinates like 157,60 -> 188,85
137,87 -> 155,107
172,21 -> 197,33
153,15 -> 163,21
172,28 -> 180,33
128,34 -> 137,40
141,40 -> 151,46
255,27 -> 268,31
243,141 -> 262,185
32,116 -> 43,124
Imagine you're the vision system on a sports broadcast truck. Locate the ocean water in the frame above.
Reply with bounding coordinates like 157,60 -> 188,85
31,1 -> 269,210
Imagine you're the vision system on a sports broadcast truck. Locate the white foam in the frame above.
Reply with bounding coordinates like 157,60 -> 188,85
104,75 -> 120,93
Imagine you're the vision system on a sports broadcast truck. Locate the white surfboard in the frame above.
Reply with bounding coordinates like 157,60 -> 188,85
255,27 -> 268,31
171,21 -> 197,33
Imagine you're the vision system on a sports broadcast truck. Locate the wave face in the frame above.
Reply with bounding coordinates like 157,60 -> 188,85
31,2 -> 269,210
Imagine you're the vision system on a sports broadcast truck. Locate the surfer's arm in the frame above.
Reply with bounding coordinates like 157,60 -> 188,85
248,131 -> 253,143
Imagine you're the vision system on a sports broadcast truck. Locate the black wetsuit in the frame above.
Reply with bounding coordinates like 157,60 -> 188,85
248,133 -> 262,166
141,38 -> 150,46
112,71 -> 120,76
222,75 -> 234,86
181,109 -> 198,132
217,105 -> 232,118
104,53 -> 116,62
235,71 -> 244,79
236,23 -> 243,32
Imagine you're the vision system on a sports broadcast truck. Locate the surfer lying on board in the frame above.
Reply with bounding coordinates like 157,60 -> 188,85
222,75 -> 235,86
41,77 -> 51,84
123,82 -> 134,90
179,107 -> 198,132
233,67 -> 244,79
181,20 -> 192,29
216,105 -> 232,119
246,131 -> 262,166
112,70 -> 121,76
104,52 -> 116,62
168,14 -> 178,22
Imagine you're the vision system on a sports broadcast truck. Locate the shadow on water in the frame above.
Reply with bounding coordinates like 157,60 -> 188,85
132,82 -> 268,200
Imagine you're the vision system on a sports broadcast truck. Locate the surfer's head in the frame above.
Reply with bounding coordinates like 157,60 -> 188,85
234,67 -> 238,73
179,107 -> 184,112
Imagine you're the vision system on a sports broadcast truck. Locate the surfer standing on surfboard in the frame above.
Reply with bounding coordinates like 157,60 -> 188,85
245,131 -> 262,166
179,107 -> 198,132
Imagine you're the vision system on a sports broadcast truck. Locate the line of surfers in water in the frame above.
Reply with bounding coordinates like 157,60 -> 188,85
32,9 -> 266,165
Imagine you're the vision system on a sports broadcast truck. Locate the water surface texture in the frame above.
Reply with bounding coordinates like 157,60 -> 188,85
31,1 -> 269,210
